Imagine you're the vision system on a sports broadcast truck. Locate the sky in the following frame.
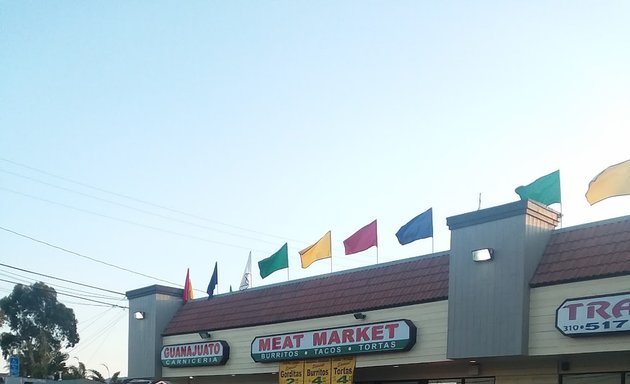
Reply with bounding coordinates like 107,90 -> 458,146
1,0 -> 629,378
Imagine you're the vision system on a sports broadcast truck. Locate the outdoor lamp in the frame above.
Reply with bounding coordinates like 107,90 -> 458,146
198,331 -> 212,339
472,248 -> 494,262
353,312 -> 367,320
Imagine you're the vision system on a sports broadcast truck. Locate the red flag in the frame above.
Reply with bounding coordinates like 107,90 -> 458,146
343,220 -> 378,255
183,268 -> 194,303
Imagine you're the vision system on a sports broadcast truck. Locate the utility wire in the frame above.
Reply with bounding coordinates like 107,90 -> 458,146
58,301 -> 115,308
0,187 -> 270,253
0,270 -> 122,301
0,157 -> 306,243
0,278 -> 128,309
0,162 -> 368,271
78,307 -> 118,333
0,262 -> 125,296
0,225 -> 180,287
0,168 -> 283,246
68,310 -> 126,356
86,312 -> 126,363
1,162 -> 371,269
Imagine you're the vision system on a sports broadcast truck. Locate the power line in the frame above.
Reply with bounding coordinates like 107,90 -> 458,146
0,160 -> 372,269
58,301 -> 115,308
0,187 -> 270,253
0,160 -> 370,272
68,310 -> 126,357
0,225 -> 181,287
0,278 -> 128,309
0,270 -> 122,301
0,157 -> 306,243
0,167 -> 283,246
0,262 -> 125,295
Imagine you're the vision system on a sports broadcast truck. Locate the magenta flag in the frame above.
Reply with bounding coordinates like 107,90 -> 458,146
343,220 -> 378,255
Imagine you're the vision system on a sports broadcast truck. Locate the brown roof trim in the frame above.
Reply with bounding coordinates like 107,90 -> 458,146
163,252 -> 450,336
530,214 -> 630,287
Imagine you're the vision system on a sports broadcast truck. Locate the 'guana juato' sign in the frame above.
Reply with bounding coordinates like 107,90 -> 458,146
161,341 -> 229,367
556,292 -> 630,336
251,319 -> 416,362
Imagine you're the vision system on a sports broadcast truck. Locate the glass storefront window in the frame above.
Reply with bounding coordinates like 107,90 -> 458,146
562,373 -> 623,384
464,378 -> 495,384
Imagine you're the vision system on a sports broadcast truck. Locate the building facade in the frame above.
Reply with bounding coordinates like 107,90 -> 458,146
126,200 -> 630,384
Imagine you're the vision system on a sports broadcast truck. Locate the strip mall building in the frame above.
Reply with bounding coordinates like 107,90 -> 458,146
126,200 -> 630,384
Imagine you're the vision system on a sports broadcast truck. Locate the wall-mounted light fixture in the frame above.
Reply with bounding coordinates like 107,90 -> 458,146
467,362 -> 480,376
198,331 -> 212,340
472,248 -> 494,262
353,312 -> 367,320
133,311 -> 145,320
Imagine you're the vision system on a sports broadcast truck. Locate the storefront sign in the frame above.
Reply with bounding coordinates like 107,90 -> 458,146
304,359 -> 331,384
331,357 -> 355,384
556,292 -> 630,336
251,319 -> 416,362
279,361 -> 304,384
9,356 -> 19,377
161,341 -> 229,367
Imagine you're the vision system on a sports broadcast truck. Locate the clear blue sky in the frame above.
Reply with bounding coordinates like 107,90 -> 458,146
1,0 -> 629,377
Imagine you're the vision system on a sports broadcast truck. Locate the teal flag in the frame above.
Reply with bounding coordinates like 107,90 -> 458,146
258,243 -> 289,279
515,170 -> 561,205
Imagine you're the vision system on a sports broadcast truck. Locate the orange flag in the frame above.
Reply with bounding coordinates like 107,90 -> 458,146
183,268 -> 194,302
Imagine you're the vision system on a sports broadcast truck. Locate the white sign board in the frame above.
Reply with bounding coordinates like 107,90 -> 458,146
556,292 -> 630,336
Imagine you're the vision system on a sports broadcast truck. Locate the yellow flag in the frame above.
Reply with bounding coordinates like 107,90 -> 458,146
299,231 -> 332,268
586,159 -> 630,205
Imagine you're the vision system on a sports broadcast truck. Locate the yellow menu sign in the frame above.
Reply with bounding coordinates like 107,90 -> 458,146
304,359 -> 331,384
279,361 -> 305,384
331,357 -> 355,384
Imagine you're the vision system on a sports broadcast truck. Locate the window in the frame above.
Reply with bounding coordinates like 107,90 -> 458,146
562,372 -> 625,384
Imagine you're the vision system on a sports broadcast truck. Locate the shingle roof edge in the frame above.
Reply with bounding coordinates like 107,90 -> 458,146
182,250 -> 451,303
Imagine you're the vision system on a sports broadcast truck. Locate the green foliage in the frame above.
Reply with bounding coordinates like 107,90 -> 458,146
64,361 -> 88,379
88,368 -> 106,382
0,282 -> 79,378
110,371 -> 121,383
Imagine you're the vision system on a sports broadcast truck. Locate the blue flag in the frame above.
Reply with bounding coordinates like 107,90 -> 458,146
207,262 -> 218,298
396,208 -> 433,245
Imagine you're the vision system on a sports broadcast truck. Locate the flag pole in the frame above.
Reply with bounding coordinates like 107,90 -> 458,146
376,245 -> 379,264
432,237 -> 434,254
331,233 -> 333,273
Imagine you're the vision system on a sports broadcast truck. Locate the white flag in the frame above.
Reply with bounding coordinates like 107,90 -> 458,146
239,252 -> 252,290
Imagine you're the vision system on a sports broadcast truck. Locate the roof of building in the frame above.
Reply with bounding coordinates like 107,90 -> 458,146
530,214 -> 630,287
162,214 -> 630,336
162,252 -> 449,335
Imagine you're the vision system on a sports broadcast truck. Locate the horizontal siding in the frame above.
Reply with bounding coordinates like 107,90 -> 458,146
161,300 -> 448,378
529,276 -> 630,356
486,359 -> 558,384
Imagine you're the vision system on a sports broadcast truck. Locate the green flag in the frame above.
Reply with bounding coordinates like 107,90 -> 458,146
258,243 -> 289,279
515,170 -> 561,205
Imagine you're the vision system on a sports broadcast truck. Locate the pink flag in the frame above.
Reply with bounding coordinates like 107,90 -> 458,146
343,220 -> 378,255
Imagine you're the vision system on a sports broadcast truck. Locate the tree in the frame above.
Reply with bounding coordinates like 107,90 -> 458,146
0,282 -> 79,378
